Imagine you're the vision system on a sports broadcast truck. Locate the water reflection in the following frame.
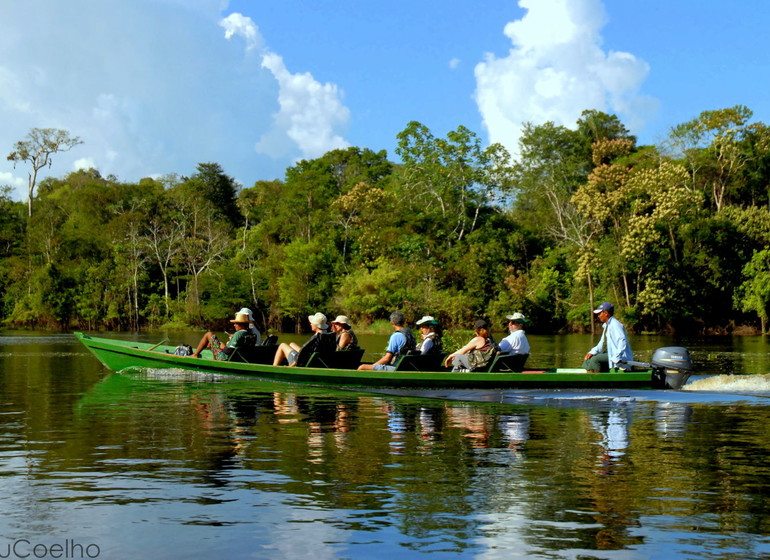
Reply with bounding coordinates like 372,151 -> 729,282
2,333 -> 770,559
590,404 -> 631,471
654,402 -> 693,438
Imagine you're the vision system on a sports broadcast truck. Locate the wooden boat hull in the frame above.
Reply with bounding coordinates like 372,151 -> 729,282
74,332 -> 690,390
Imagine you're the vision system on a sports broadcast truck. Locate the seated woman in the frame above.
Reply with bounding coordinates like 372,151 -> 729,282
330,315 -> 359,351
443,319 -> 498,372
191,312 -> 251,359
415,316 -> 443,354
273,312 -> 330,366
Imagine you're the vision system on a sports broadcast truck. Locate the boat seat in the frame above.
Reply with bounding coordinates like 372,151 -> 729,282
305,348 -> 365,370
394,352 -> 448,372
487,353 -> 529,373
261,334 -> 278,346
228,344 -> 279,365
294,333 -> 337,367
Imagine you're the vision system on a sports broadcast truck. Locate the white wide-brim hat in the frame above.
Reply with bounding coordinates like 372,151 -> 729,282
308,312 -> 328,330
237,307 -> 255,322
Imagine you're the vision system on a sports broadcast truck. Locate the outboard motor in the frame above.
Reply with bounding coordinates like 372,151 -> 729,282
651,346 -> 693,389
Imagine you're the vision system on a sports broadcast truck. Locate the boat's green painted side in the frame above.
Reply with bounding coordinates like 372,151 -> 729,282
74,332 -> 669,389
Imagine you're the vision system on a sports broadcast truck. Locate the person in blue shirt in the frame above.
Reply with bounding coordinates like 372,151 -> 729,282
358,311 -> 415,371
582,302 -> 633,372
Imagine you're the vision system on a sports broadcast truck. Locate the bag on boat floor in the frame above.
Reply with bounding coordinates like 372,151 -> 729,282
173,344 -> 193,356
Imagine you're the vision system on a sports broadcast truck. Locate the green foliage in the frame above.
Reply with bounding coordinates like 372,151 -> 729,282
4,111 -> 770,334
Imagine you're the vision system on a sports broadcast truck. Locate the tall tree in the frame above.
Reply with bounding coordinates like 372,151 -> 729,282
395,121 -> 513,244
6,128 -> 83,217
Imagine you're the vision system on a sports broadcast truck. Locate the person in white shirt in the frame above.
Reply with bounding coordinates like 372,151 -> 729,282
499,313 -> 530,355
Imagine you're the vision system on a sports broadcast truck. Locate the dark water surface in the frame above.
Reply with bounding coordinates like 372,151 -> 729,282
1,331 -> 770,559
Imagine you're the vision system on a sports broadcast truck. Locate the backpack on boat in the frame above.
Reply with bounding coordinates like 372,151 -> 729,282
173,344 -> 193,356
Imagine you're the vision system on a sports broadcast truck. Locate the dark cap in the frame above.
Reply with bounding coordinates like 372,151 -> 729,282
473,319 -> 489,330
593,302 -> 614,314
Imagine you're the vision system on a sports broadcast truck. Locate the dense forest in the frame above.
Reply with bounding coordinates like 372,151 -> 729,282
2,106 -> 770,335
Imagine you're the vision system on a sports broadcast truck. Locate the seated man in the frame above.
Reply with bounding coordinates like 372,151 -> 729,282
582,302 -> 633,372
499,313 -> 530,355
358,311 -> 415,371
273,312 -> 330,366
191,312 -> 251,359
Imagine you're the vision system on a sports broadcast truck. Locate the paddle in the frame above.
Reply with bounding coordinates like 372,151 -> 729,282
147,338 -> 169,352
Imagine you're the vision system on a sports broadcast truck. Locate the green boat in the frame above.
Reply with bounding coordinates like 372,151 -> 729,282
74,332 -> 694,390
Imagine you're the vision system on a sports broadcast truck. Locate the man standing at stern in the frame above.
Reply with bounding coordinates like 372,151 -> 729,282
582,302 -> 632,372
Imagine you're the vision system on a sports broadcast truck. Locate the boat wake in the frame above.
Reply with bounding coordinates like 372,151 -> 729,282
683,374 -> 770,394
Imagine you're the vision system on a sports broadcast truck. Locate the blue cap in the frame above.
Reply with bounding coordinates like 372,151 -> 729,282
593,302 -> 614,314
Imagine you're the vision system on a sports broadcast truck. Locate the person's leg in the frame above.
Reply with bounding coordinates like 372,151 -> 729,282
452,354 -> 471,372
582,352 -> 609,372
273,342 -> 292,366
192,332 -> 218,357
273,342 -> 301,366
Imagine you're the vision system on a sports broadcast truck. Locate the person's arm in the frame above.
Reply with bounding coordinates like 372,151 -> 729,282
374,352 -> 394,366
420,337 -> 434,355
499,335 -> 513,353
226,330 -> 246,348
445,336 -> 483,366
607,319 -> 630,367
584,325 -> 606,360
338,331 -> 351,350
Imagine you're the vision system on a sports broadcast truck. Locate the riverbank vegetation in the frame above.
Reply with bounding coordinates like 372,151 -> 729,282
3,106 -> 770,335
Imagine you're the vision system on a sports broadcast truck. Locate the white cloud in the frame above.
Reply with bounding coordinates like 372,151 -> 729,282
220,12 -> 262,51
257,52 -> 350,161
74,157 -> 97,171
474,0 -> 658,155
0,171 -> 25,200
449,58 -> 461,70
0,1 -> 351,198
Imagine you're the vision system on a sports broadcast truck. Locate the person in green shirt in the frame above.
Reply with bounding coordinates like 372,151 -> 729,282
191,312 -> 251,360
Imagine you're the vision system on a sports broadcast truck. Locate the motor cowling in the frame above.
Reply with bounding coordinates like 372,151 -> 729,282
651,346 -> 693,372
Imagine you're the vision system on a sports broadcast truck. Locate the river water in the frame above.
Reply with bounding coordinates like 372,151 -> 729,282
1,331 -> 769,559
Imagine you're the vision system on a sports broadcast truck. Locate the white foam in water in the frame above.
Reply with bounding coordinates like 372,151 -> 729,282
684,374 -> 770,393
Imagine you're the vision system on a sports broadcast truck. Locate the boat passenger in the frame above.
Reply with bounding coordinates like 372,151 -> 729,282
582,302 -> 633,372
273,312 -> 330,367
190,312 -> 251,359
330,315 -> 359,351
237,307 -> 262,345
499,313 -> 530,355
444,319 -> 498,372
358,311 -> 416,371
415,316 -> 443,354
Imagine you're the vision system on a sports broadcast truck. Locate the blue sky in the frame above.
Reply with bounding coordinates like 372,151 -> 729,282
1,0 -> 769,200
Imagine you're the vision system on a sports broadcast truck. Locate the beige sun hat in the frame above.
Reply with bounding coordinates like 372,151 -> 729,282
331,315 -> 350,326
230,312 -> 251,324
415,315 -> 439,326
308,312 -> 329,330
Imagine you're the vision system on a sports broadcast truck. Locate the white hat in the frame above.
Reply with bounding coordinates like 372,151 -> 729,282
308,312 -> 328,330
238,308 -> 255,322
505,312 -> 529,324
415,315 -> 439,326
331,315 -> 350,326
